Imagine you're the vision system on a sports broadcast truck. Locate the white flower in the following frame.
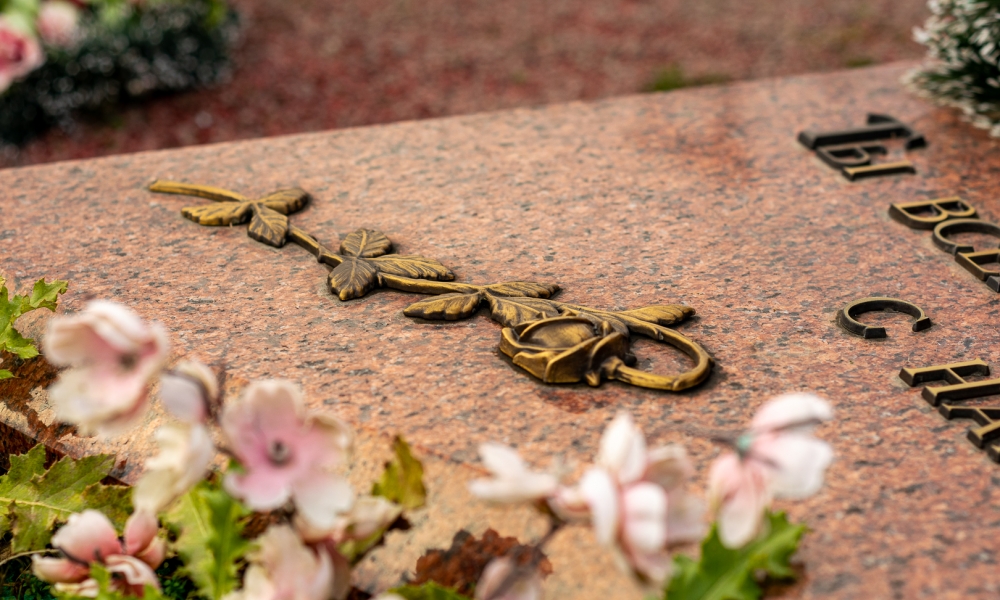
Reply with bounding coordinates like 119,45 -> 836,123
468,442 -> 559,503
44,301 -> 169,437
225,525 -> 336,600
160,359 -> 218,423
132,422 -> 214,514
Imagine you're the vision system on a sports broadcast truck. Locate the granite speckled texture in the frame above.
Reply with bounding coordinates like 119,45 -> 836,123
3,61 -> 1000,598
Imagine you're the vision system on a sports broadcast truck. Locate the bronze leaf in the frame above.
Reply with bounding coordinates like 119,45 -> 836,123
341,229 -> 392,258
369,255 -> 455,280
485,294 -> 561,327
247,204 -> 290,247
403,293 -> 483,321
181,202 -> 253,226
329,257 -> 379,300
260,188 -> 310,214
618,305 -> 694,326
483,281 -> 560,298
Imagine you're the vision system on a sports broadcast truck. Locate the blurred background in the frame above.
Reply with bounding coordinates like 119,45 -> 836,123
0,0 -> 930,169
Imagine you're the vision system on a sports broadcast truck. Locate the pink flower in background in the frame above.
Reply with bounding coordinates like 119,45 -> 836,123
160,359 -> 218,424
36,1 -> 80,48
468,442 -> 559,504
132,422 -> 215,514
708,393 -> 833,548
552,412 -> 703,585
0,16 -> 43,93
474,557 -> 543,600
44,300 -> 169,436
228,525 -> 336,600
221,380 -> 354,528
32,510 -> 164,596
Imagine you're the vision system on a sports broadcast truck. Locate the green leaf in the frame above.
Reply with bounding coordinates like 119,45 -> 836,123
1,326 -> 40,360
163,483 -> 250,600
26,279 -> 69,312
389,582 -> 473,600
664,512 -> 805,600
0,369 -> 13,380
0,445 -> 132,553
372,436 -> 427,510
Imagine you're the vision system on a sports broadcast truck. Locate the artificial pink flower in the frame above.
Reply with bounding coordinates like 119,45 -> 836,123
36,1 -> 80,48
226,525 -> 336,600
474,557 -> 543,600
160,359 -> 218,424
295,494 -> 401,545
0,16 -> 43,94
552,412 -> 703,585
221,380 -> 354,528
708,393 -> 834,548
44,300 -> 169,436
132,422 -> 215,514
469,442 -> 559,504
32,510 -> 164,597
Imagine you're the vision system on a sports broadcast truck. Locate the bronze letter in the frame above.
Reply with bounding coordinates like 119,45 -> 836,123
888,197 -> 977,229
798,113 -> 925,180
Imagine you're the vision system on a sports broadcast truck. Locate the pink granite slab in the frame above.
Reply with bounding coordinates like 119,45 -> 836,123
4,61 -> 1000,598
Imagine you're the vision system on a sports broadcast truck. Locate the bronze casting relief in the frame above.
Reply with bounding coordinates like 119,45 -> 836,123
148,181 -> 713,392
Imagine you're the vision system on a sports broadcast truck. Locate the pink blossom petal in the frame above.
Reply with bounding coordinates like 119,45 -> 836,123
469,444 -> 558,503
54,579 -> 99,598
105,554 -> 161,592
751,393 -> 832,433
753,433 -> 833,498
597,412 -> 647,484
134,536 -> 166,571
474,557 -> 543,600
123,511 -> 158,557
578,467 -> 620,546
133,423 -> 215,514
709,454 -> 771,548
302,414 -> 353,469
621,483 -> 668,554
31,556 -> 89,583
224,469 -> 293,512
343,496 -> 402,541
51,510 -> 122,563
292,472 -> 356,531
160,360 -> 217,424
624,546 -> 673,586
479,442 -> 529,478
644,445 -> 693,491
253,525 -> 335,600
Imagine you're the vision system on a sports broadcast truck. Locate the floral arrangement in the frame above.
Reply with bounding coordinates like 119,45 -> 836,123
907,0 -> 1000,136
0,294 -> 837,600
0,0 -> 236,147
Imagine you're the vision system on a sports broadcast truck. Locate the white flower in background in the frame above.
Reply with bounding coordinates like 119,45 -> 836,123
160,359 -> 219,423
44,300 -> 169,437
0,15 -> 43,94
225,525 -> 336,600
474,557 -> 543,600
468,442 -> 559,504
295,494 -> 401,545
36,1 -> 80,48
221,380 -> 354,528
708,393 -> 833,548
552,412 -> 703,585
132,421 -> 215,514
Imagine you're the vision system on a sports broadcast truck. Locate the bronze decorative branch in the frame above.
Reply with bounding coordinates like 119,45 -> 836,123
148,180 -> 714,392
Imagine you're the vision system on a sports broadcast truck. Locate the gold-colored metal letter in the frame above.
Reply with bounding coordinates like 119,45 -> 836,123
888,197 -> 977,229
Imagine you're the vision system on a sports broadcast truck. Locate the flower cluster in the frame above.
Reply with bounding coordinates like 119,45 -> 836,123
470,394 -> 834,588
907,0 -> 1000,136
0,0 -> 79,95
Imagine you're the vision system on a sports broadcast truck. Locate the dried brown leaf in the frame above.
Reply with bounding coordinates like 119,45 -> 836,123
403,293 -> 483,321
369,255 -> 455,280
329,257 -> 379,300
341,229 -> 392,258
247,204 -> 289,247
181,202 -> 253,226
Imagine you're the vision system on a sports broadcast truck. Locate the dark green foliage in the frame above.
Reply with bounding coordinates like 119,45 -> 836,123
0,554 -> 56,600
389,582 -> 473,600
644,65 -> 730,93
0,0 -> 238,146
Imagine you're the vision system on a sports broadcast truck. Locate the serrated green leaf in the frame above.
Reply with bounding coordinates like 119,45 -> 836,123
664,512 -> 805,600
389,582 -> 473,600
0,445 -> 132,553
26,279 -> 69,312
163,483 -> 250,600
0,369 -> 13,379
372,436 -> 427,510
1,326 -> 40,359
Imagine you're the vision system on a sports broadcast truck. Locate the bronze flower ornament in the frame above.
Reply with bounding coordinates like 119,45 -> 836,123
149,180 -> 714,393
